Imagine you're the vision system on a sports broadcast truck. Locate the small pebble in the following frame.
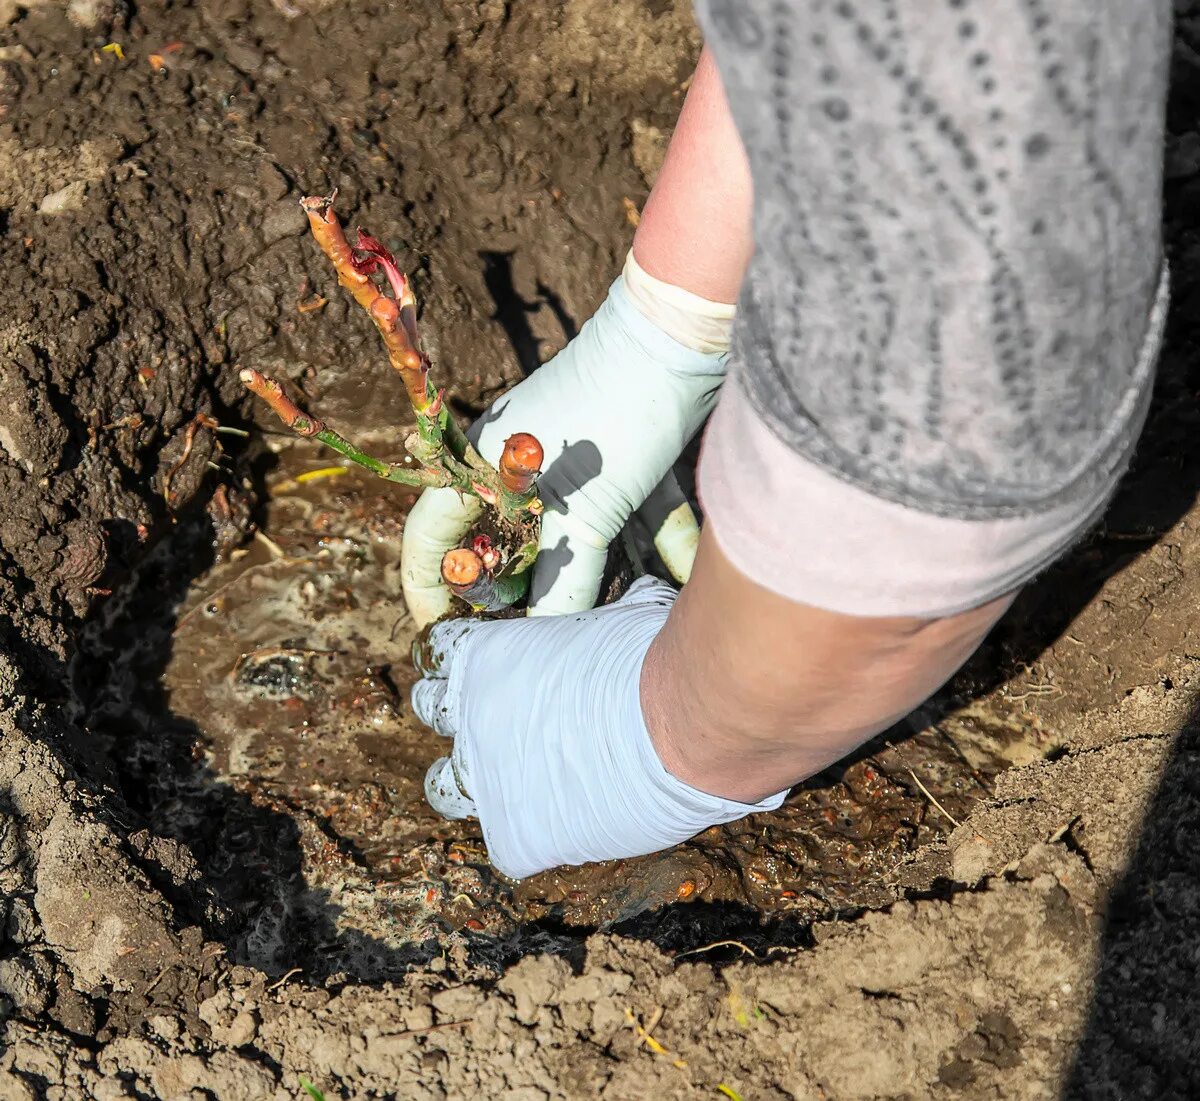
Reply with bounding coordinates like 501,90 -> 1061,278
38,181 -> 86,215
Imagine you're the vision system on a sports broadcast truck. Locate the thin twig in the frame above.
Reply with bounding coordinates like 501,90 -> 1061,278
267,967 -> 303,992
1003,683 -> 1062,703
255,530 -> 287,559
640,1006 -> 665,1043
143,965 -> 172,997
625,1008 -> 688,1072
162,413 -> 218,504
673,940 -> 758,961
907,769 -> 962,829
389,1019 -> 472,1038
173,558 -> 303,633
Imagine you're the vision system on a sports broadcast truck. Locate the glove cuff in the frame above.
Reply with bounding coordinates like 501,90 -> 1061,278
622,250 -> 736,355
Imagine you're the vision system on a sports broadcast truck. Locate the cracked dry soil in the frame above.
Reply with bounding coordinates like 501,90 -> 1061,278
2,1 -> 1200,1097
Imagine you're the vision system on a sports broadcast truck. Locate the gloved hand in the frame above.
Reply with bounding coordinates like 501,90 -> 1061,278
413,577 -> 788,879
400,253 -> 735,626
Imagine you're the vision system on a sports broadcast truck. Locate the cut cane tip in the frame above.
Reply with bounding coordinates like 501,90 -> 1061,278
502,433 -> 544,473
239,368 -> 275,394
299,188 -> 337,213
499,432 -> 544,494
441,547 -> 484,588
239,368 -> 279,396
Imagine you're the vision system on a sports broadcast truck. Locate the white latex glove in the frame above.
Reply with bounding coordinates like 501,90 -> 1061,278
413,577 -> 788,880
400,254 -> 734,626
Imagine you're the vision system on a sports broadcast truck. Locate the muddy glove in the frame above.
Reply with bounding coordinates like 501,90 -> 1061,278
400,253 -> 735,626
413,577 -> 787,880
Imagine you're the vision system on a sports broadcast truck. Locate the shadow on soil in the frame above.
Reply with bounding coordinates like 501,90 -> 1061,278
1064,712 -> 1200,1097
70,503 -> 442,983
480,250 -> 579,381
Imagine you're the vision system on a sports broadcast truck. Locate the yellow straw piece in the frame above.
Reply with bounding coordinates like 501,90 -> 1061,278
295,465 -> 349,484
625,1008 -> 687,1070
101,43 -> 125,60
716,1086 -> 745,1101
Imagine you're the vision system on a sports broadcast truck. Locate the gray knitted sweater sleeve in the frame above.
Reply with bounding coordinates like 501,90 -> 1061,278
694,0 -> 1171,521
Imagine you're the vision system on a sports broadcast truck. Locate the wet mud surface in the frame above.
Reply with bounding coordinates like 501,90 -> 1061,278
0,0 -> 694,686
74,442 -> 1044,969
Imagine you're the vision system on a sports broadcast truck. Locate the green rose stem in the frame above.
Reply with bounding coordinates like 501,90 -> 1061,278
238,368 -> 449,488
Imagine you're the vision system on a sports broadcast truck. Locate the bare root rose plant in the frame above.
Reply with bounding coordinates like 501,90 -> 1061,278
241,191 -> 541,613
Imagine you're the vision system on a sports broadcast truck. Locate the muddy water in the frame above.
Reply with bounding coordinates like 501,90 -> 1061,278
158,442 -> 1042,952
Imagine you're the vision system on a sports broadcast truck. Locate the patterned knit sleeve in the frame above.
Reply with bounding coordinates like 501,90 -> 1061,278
693,0 -> 1170,613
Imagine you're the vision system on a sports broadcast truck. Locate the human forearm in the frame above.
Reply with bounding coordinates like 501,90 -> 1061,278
632,47 -> 753,304
412,524 -> 1014,880
631,49 -> 1011,803
640,526 -> 1015,804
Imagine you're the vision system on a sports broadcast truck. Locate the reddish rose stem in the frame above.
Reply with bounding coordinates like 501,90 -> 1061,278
300,192 -> 430,412
239,368 -> 449,488
239,369 -> 324,436
299,191 -> 378,315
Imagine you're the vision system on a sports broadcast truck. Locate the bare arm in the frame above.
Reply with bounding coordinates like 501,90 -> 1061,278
632,48 -> 753,304
642,529 -> 1013,802
413,47 -> 1020,877
633,49 -> 1013,802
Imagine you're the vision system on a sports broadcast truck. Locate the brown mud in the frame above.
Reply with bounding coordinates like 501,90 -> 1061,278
143,449 -> 1030,955
2,0 -> 1200,1097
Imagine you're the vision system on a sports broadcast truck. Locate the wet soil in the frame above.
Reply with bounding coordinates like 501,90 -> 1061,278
86,444 -> 1034,968
3,0 -> 1200,1097
0,0 -> 694,687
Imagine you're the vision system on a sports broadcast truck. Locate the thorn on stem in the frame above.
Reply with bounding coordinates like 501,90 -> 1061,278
471,481 -> 498,506
354,228 -> 410,303
471,535 -> 501,571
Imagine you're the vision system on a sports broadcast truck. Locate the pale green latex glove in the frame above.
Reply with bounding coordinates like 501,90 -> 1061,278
400,268 -> 730,625
415,577 -> 788,878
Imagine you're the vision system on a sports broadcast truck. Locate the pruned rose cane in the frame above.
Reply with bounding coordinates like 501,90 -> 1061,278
241,190 -> 542,614
238,368 -> 449,488
441,546 -> 530,612
497,433 -> 544,495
